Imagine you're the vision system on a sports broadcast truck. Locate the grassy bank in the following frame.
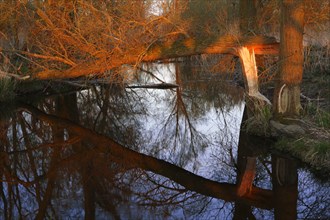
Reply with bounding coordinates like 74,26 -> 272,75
273,105 -> 330,176
274,137 -> 329,174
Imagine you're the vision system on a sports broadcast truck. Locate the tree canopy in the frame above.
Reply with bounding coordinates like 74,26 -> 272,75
0,0 -> 328,80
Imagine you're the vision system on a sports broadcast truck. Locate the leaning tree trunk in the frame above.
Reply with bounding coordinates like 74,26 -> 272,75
32,35 -> 278,80
273,0 -> 305,117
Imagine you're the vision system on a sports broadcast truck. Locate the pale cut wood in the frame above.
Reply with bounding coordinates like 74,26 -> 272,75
237,47 -> 272,104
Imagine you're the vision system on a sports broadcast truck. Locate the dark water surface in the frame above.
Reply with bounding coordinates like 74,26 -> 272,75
0,62 -> 329,219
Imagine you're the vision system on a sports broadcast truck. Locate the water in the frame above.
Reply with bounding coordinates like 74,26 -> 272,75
0,61 -> 329,219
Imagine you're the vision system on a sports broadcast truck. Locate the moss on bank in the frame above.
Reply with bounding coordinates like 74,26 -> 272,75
260,70 -> 330,175
271,104 -> 330,175
274,137 -> 330,175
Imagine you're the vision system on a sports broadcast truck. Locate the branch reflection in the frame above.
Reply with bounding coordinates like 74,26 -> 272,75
0,61 -> 328,219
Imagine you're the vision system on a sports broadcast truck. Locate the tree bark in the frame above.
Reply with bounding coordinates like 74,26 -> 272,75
273,0 -> 305,117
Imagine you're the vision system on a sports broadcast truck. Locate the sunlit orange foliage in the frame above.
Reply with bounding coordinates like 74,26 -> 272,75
0,0 -> 328,80
1,0 -> 189,79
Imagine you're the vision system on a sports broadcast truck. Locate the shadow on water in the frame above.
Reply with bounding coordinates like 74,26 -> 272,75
0,60 -> 329,219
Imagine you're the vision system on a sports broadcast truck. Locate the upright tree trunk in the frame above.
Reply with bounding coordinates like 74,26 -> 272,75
272,155 -> 298,220
239,0 -> 258,35
238,0 -> 271,126
273,0 -> 305,117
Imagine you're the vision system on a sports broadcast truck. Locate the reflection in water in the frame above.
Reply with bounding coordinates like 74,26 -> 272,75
0,62 -> 329,219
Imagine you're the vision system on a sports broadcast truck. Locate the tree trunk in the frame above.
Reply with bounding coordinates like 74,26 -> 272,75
272,155 -> 298,220
273,0 -> 305,117
239,0 -> 258,35
238,1 -> 271,105
32,35 -> 278,80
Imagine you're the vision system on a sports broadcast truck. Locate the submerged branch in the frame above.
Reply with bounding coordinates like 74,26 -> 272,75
126,83 -> 178,89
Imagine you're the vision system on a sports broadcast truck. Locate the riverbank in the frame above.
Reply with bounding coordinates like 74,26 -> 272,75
272,71 -> 330,176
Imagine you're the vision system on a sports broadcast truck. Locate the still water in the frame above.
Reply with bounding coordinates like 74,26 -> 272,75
0,60 -> 329,219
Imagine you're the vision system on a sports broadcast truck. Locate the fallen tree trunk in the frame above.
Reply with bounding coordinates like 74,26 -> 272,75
32,35 -> 278,80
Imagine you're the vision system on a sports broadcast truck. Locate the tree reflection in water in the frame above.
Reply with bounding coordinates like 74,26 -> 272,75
0,61 -> 329,219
